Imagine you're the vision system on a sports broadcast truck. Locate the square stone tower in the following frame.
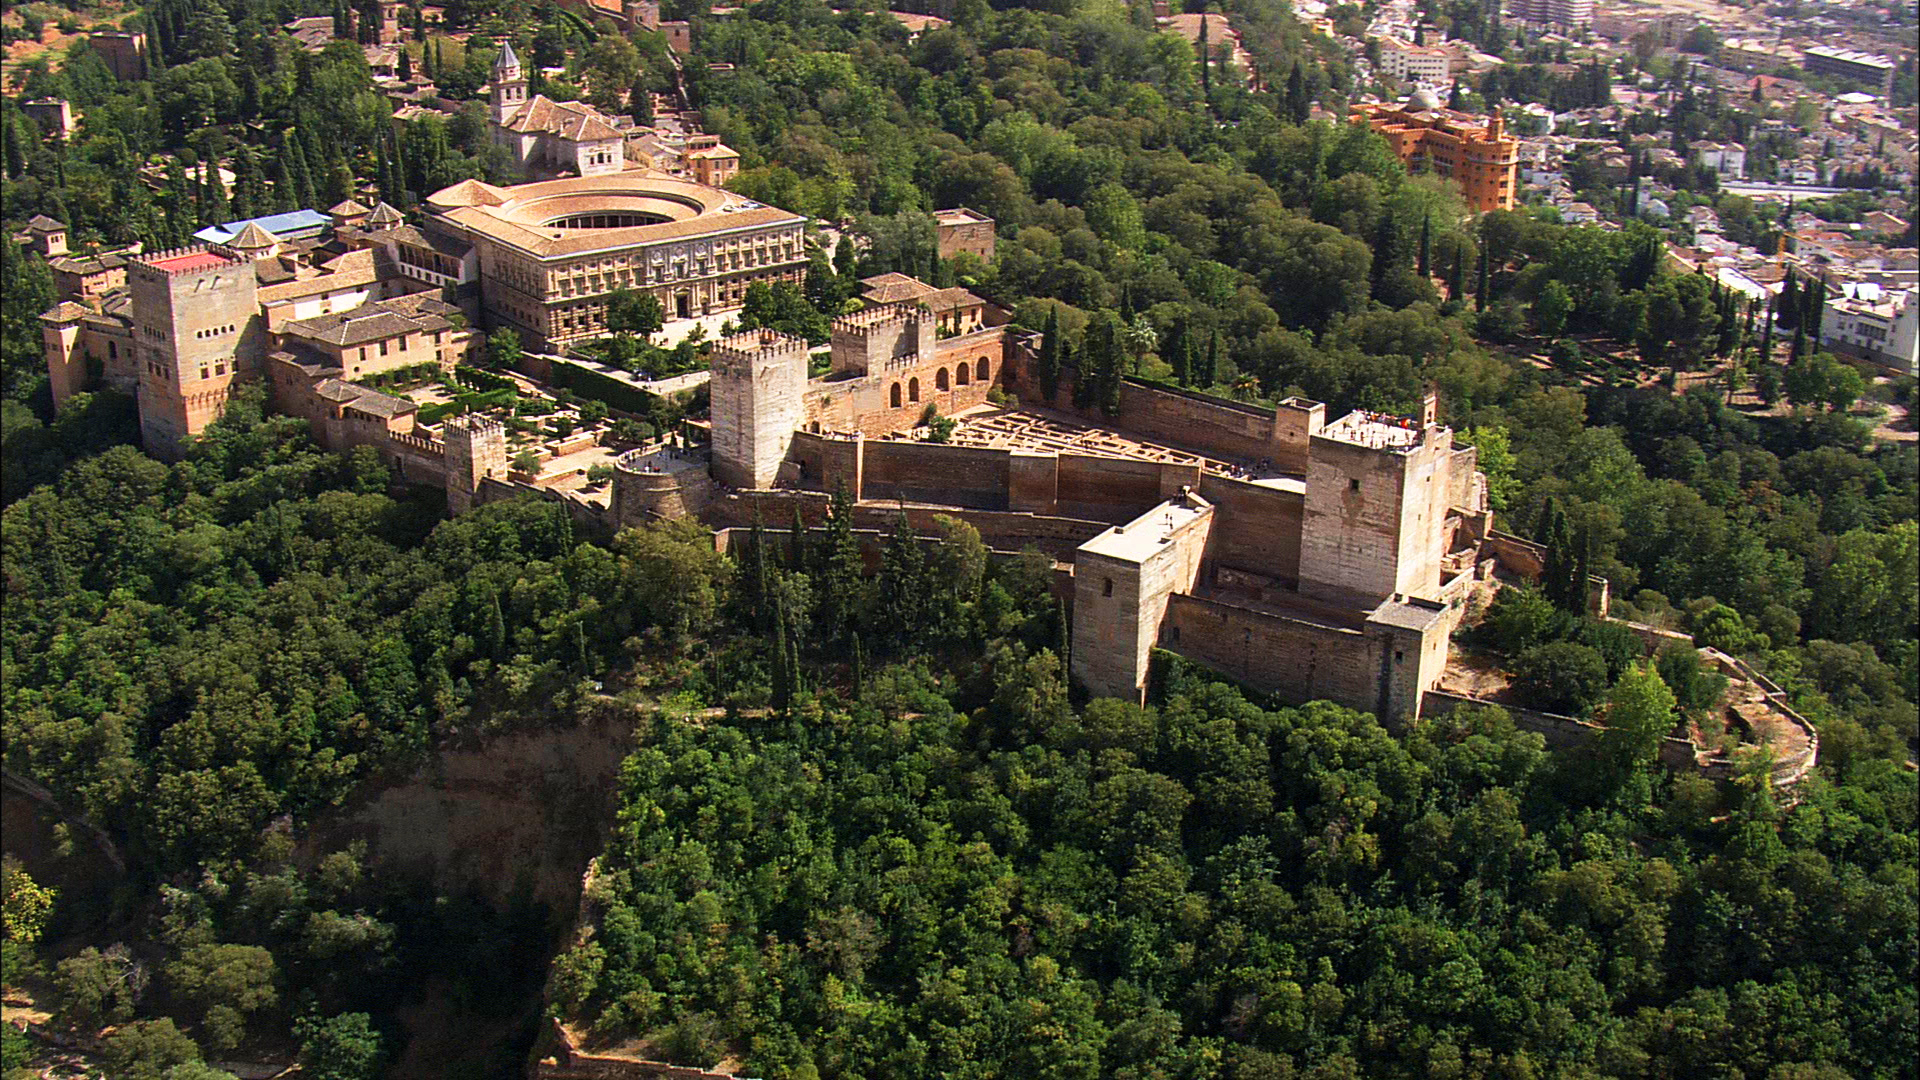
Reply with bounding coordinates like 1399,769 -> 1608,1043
127,248 -> 262,460
444,415 -> 508,514
1298,411 -> 1456,609
829,303 -> 934,377
1071,492 -> 1214,704
709,328 -> 808,490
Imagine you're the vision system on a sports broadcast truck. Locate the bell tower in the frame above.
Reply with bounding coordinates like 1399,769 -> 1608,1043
490,40 -> 527,125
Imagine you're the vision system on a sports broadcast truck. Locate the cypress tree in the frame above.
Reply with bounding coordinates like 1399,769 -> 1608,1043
1476,247 -> 1490,312
1417,214 -> 1432,280
1371,207 -> 1398,293
1777,270 -> 1799,330
849,632 -> 865,702
1571,524 -> 1592,615
1448,247 -> 1466,302
1198,15 -> 1211,104
397,44 -> 412,82
1039,306 -> 1062,400
771,602 -> 793,713
1172,333 -> 1192,385
789,505 -> 808,571
1203,330 -> 1219,388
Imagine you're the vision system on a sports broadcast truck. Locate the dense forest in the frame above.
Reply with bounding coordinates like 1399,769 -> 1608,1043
2,0 -> 1916,1076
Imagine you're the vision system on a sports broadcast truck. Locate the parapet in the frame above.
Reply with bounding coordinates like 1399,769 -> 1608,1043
831,302 -> 927,337
711,327 -> 808,376
446,414 -> 506,437
1314,409 -> 1441,454
133,247 -> 244,276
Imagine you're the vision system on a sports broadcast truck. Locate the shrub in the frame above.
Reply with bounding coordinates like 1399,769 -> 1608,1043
1656,645 -> 1730,716
1511,641 -> 1610,715
1577,619 -> 1644,680
1482,585 -> 1564,654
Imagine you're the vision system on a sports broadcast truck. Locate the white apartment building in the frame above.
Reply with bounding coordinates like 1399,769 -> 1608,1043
1377,36 -> 1453,83
1822,283 -> 1918,375
1694,142 -> 1747,180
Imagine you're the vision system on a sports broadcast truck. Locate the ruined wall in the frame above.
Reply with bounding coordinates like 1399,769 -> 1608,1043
1421,689 -> 1700,770
861,440 -> 1012,509
1195,474 -> 1305,584
1163,592 -> 1380,713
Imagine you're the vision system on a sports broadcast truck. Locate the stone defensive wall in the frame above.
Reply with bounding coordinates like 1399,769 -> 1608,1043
785,431 -> 1208,524
706,489 -> 1110,558
1009,356 -> 1324,473
1422,689 -> 1702,771
1194,473 -> 1306,586
1162,591 -> 1380,714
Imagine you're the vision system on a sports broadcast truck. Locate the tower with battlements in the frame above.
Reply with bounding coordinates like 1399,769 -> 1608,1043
444,415 -> 508,514
710,328 -> 809,489
1298,409 -> 1459,609
127,247 -> 263,460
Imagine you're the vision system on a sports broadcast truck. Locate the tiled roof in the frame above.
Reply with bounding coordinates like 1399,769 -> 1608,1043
861,273 -> 940,304
365,202 -> 404,227
229,222 -> 278,249
40,300 -> 92,322
27,214 -> 66,231
330,199 -> 372,217
921,286 -> 987,311
375,223 -> 473,257
499,95 -> 625,142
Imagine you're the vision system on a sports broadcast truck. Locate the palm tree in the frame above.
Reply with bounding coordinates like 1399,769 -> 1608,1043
1119,317 -> 1158,373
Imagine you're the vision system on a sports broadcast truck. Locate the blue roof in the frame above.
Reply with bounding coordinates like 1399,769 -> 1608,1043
194,209 -> 333,244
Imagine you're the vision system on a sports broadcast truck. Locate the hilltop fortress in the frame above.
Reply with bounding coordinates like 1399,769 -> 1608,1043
37,175 -> 1542,723
623,295 -> 1535,723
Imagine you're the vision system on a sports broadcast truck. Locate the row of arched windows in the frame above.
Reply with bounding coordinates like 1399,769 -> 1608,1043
889,357 -> 992,408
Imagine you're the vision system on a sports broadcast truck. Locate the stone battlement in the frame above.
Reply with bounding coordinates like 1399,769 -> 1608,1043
832,302 -> 926,335
134,247 -> 243,276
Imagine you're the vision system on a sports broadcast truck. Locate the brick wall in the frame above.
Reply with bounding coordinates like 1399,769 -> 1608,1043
1015,360 -> 1320,470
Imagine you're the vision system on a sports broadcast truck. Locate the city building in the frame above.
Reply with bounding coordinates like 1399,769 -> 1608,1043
194,209 -> 335,246
488,43 -> 629,178
1694,142 -> 1748,180
1504,0 -> 1591,30
1821,283 -> 1918,375
1351,103 -> 1519,212
1376,36 -> 1452,83
1718,39 -> 1804,73
422,171 -> 808,349
685,134 -> 742,188
934,207 -> 997,262
1802,45 -> 1896,96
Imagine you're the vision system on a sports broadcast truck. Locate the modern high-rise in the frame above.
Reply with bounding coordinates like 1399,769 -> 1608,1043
1802,46 -> 1896,96
1505,0 -> 1592,30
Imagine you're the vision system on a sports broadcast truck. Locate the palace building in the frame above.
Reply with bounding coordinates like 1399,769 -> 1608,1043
422,172 -> 808,351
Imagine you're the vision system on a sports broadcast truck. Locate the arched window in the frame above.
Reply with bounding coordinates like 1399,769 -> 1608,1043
908,377 -> 920,403
890,382 -> 902,408
976,357 -> 990,382
936,367 -> 950,391
956,363 -> 971,385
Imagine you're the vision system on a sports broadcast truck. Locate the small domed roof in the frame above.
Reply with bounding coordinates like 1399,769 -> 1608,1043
1408,87 -> 1442,111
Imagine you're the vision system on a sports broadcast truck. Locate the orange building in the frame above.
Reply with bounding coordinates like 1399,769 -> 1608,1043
1350,103 -> 1519,213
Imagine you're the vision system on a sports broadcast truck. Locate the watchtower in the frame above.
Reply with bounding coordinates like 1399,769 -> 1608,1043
1298,409 -> 1456,609
709,328 -> 808,489
127,247 -> 262,460
444,415 -> 508,514
829,303 -> 933,377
